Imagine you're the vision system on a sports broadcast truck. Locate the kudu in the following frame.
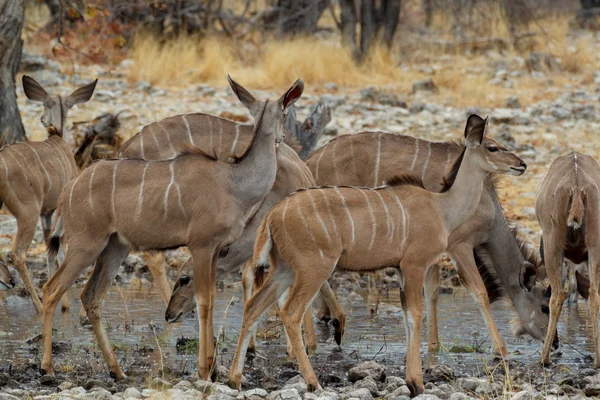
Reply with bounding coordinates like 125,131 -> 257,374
536,152 -> 600,366
229,115 -> 527,396
0,259 -> 14,291
0,76 -> 96,313
120,109 -> 345,352
305,128 -> 550,355
165,143 -> 345,354
40,76 -> 303,381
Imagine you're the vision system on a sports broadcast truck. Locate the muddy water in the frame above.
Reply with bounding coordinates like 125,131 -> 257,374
0,281 -> 596,382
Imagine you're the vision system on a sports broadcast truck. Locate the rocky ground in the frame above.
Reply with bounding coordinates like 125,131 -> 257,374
4,30 -> 600,398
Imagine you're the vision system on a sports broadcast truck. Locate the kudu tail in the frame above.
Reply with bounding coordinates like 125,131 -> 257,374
253,220 -> 274,288
47,209 -> 64,258
567,190 -> 585,230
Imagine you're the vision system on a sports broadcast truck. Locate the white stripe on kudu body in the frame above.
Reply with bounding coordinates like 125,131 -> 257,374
373,189 -> 393,241
307,191 -> 331,242
422,141 -> 431,182
359,190 -> 377,250
159,123 -> 176,157
318,189 -> 338,237
24,143 -> 52,195
88,165 -> 96,209
182,114 -> 195,146
231,125 -> 240,155
164,162 -> 176,218
410,138 -> 420,173
136,163 -> 150,220
334,187 -> 355,244
374,134 -> 382,187
111,162 -> 119,219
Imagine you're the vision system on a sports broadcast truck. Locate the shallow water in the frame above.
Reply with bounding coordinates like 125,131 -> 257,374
0,281 -> 595,378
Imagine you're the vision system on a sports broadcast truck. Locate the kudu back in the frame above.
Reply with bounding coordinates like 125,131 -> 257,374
305,129 -> 550,354
0,76 -> 96,313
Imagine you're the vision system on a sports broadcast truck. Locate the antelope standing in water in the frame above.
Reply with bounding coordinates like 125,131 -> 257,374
229,115 -> 527,396
0,259 -> 14,291
40,76 -> 303,381
536,152 -> 600,366
0,76 -> 96,313
120,108 -> 345,351
305,127 -> 549,356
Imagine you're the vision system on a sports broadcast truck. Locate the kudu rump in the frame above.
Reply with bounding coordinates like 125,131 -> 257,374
536,152 -> 600,367
230,115 -> 527,396
119,103 -> 344,353
40,76 -> 303,381
0,76 -> 96,313
306,127 -> 550,355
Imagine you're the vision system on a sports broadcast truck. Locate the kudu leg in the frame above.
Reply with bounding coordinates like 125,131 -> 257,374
319,281 -> 345,345
241,261 -> 257,354
276,287 -> 317,357
399,261 -> 428,398
424,264 -> 440,352
540,233 -> 564,366
229,265 -> 294,390
144,251 -> 171,305
41,242 -> 106,375
80,235 -> 130,380
588,248 -> 600,367
279,275 -> 327,392
41,213 -> 70,312
13,216 -> 43,313
450,246 -> 507,357
191,247 -> 218,381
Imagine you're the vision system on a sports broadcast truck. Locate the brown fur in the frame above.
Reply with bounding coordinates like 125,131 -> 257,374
386,174 -> 426,188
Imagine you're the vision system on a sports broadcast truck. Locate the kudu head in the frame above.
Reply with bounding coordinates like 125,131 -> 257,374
464,114 -> 527,176
513,262 -> 554,345
0,258 -> 14,290
165,273 -> 195,323
22,75 -> 98,136
226,75 -> 304,147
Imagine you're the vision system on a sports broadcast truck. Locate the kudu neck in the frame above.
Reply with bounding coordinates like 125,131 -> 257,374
229,122 -> 278,211
437,151 -> 488,234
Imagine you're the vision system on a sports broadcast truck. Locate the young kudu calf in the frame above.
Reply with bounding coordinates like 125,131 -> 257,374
305,128 -> 550,355
0,76 -> 96,313
536,152 -> 600,366
229,115 -> 527,396
40,76 -> 303,381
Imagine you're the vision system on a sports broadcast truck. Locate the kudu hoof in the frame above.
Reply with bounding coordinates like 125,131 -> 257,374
228,378 -> 241,391
39,367 -> 51,376
307,383 -> 318,392
332,319 -> 342,345
407,381 -> 424,398
109,371 -> 127,382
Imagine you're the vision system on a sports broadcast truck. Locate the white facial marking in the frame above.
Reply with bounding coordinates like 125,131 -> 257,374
485,155 -> 498,170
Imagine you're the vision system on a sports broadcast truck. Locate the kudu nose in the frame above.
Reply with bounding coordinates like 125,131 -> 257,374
520,161 -> 527,170
165,310 -> 171,322
9,279 -> 15,288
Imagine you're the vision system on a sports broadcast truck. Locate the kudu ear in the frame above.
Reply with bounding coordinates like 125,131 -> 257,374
278,79 -> 304,112
544,285 -> 552,298
464,114 -> 488,148
575,270 -> 590,300
227,74 -> 259,116
65,79 -> 98,109
519,261 -> 538,292
22,75 -> 50,103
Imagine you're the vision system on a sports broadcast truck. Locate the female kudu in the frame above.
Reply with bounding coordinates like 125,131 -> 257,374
229,115 -> 527,396
0,76 -> 96,313
40,76 -> 303,381
536,152 -> 600,366
305,128 -> 550,355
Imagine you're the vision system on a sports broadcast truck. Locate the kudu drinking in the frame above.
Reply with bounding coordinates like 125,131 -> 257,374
120,108 -> 345,352
40,76 -> 303,381
305,127 -> 550,355
536,152 -> 600,366
0,76 -> 96,313
229,115 -> 527,396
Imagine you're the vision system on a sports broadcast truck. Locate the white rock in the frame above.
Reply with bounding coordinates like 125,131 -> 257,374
123,388 -> 142,399
342,388 -> 373,400
268,388 -> 301,400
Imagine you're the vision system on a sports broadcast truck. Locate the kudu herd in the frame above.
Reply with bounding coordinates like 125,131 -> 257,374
0,73 -> 598,397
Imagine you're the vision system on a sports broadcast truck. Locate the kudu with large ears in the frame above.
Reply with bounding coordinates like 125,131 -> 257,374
305,116 -> 547,355
23,75 -> 97,138
0,77 -> 95,313
536,151 -> 600,367
40,76 -> 303,382
229,115 -> 527,396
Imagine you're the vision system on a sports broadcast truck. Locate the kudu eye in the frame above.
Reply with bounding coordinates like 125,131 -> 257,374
487,146 -> 499,152
180,276 -> 191,286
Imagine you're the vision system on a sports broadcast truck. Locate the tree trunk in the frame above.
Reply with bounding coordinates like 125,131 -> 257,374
423,0 -> 432,27
359,0 -> 376,59
382,0 -> 401,49
0,0 -> 26,145
339,0 -> 357,51
284,103 -> 331,160
276,0 -> 329,36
